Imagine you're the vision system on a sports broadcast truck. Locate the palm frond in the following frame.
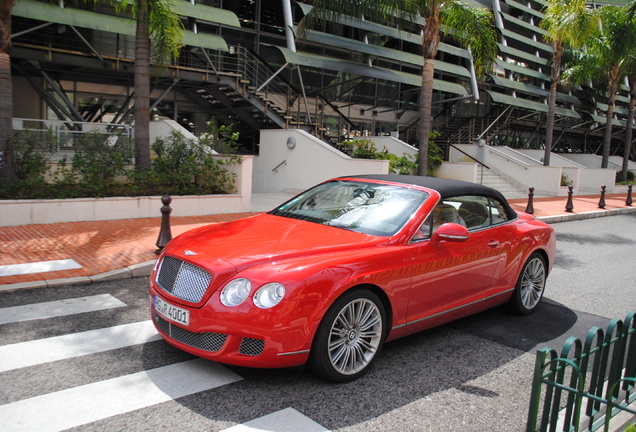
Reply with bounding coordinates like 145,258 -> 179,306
440,0 -> 498,76
149,0 -> 183,65
540,0 -> 597,49
299,0 -> 417,37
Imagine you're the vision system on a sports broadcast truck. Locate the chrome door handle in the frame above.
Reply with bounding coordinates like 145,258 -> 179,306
488,240 -> 500,247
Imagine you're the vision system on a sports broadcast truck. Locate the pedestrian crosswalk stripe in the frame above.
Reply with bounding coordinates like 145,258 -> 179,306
0,294 -> 126,325
0,320 -> 161,373
0,259 -> 82,276
0,358 -> 243,432
220,407 -> 330,432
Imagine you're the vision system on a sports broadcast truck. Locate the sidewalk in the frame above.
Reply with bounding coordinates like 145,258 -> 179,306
1,192 -> 635,292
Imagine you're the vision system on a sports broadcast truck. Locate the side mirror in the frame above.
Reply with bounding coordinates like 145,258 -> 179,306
430,223 -> 470,246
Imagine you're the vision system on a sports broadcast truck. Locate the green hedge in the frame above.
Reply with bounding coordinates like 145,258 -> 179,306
1,124 -> 242,200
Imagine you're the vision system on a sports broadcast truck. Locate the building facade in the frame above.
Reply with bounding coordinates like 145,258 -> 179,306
9,0 -> 634,158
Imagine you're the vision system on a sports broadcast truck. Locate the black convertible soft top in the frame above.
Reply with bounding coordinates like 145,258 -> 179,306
339,174 -> 519,219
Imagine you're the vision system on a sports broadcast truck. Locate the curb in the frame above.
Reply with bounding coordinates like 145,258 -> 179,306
1,207 -> 635,293
537,206 -> 636,224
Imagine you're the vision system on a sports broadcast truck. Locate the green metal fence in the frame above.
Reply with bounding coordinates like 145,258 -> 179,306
527,311 -> 636,432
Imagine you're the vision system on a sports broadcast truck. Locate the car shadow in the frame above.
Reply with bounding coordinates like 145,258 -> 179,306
156,299 -> 613,430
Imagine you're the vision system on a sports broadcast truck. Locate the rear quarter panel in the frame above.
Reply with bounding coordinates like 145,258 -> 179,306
500,213 -> 556,288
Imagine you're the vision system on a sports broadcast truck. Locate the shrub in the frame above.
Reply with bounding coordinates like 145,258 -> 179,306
426,131 -> 443,176
615,170 -> 635,184
146,130 -> 241,195
0,122 -> 242,199
52,132 -> 136,197
343,131 -> 442,176
345,139 -> 382,160
11,129 -> 56,183
561,173 -> 573,187
386,152 -> 418,175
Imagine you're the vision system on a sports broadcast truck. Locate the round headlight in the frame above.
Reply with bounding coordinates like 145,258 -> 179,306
253,283 -> 286,309
220,278 -> 251,307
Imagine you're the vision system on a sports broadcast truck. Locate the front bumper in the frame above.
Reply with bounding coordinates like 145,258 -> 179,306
149,285 -> 322,369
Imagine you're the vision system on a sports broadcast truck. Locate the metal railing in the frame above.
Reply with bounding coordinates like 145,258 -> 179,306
526,311 -> 636,432
12,118 -> 133,150
448,143 -> 490,184
197,46 -> 355,142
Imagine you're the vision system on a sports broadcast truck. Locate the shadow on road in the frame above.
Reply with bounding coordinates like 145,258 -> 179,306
162,300 -> 610,430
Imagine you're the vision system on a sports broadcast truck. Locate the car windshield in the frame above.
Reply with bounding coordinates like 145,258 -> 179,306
269,180 -> 429,236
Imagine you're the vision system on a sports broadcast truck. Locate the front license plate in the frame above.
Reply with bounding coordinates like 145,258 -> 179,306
154,296 -> 190,327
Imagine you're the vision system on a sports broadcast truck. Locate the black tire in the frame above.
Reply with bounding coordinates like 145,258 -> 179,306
309,288 -> 387,382
509,252 -> 547,315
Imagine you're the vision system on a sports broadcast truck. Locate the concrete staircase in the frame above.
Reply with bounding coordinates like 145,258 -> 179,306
477,168 -> 529,200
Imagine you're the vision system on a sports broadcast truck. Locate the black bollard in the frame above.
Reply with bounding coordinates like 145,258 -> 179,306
525,186 -> 535,214
598,185 -> 606,209
627,184 -> 633,206
565,185 -> 574,212
155,195 -> 173,254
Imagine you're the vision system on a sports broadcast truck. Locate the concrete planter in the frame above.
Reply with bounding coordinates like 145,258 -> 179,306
0,193 -> 251,227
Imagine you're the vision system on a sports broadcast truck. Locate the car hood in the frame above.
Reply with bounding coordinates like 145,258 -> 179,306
164,213 -> 389,271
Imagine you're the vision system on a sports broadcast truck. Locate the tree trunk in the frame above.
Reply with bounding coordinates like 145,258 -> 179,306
622,77 -> 635,181
543,80 -> 558,167
0,0 -> 15,184
418,60 -> 436,176
601,74 -> 619,169
544,43 -> 562,167
134,0 -> 151,171
418,8 -> 440,177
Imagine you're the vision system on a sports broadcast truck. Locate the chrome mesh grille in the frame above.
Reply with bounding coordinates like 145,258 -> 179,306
157,256 -> 211,303
239,338 -> 265,356
154,314 -> 227,352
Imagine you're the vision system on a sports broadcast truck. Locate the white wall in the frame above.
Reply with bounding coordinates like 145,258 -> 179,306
563,154 -> 622,170
253,130 -> 389,193
368,136 -> 418,157
609,156 -> 636,170
516,150 -> 616,193
449,144 -> 621,195
436,162 -> 479,182
450,144 -> 563,196
149,120 -> 199,144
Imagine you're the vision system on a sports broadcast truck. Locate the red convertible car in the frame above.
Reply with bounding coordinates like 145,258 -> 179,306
149,175 -> 556,381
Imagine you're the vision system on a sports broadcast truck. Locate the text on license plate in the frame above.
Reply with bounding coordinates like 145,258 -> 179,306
154,296 -> 190,326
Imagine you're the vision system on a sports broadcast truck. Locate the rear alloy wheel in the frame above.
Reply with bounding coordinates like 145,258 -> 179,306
510,252 -> 547,315
309,289 -> 386,382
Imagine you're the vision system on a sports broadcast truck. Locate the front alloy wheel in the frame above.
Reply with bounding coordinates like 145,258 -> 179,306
510,252 -> 546,314
310,289 -> 386,382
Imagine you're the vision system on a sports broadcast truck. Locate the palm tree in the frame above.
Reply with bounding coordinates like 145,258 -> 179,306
620,1 -> 636,181
563,5 -> 636,169
72,0 -> 182,171
301,0 -> 497,176
123,0 -> 182,171
0,0 -> 16,184
0,0 -> 182,182
540,0 -> 596,167
621,74 -> 635,181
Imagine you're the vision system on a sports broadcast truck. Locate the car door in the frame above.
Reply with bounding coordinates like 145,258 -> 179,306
404,195 -> 514,330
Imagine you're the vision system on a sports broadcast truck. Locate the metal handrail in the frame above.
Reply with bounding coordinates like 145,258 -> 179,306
272,160 -> 287,172
240,46 -> 358,130
486,146 -> 530,169
476,105 -> 514,141
449,144 -> 490,170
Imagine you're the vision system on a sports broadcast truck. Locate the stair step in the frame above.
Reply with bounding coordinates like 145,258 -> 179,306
475,168 -> 527,200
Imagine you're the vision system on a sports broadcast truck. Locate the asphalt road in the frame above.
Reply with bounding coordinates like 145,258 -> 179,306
0,214 -> 634,432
